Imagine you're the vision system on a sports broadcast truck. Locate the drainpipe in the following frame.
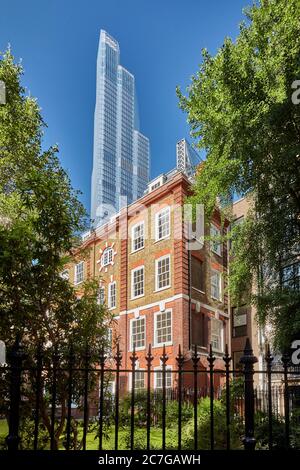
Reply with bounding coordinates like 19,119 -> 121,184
188,241 -> 192,351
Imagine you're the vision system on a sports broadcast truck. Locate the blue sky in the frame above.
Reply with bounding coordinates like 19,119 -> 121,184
0,0 -> 250,213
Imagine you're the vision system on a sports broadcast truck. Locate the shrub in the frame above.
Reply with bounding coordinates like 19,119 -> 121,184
119,392 -> 193,429
181,397 -> 243,450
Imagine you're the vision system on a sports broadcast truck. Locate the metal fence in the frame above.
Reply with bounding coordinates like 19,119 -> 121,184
1,338 -> 300,451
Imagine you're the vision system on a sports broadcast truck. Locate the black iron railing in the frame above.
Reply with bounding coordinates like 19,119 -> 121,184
0,338 -> 299,451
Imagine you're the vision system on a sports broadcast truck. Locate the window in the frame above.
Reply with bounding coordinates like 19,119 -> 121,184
129,365 -> 145,391
61,269 -> 69,280
101,247 -> 113,267
97,286 -> 105,305
191,312 -> 208,348
282,262 -> 300,290
135,371 -> 145,390
132,222 -> 144,252
105,328 -> 113,356
108,282 -> 116,309
232,306 -> 248,337
154,366 -> 172,389
210,224 -> 222,256
211,270 -> 222,301
211,318 -> 224,352
155,310 -> 172,346
191,256 -> 205,292
233,351 -> 244,371
155,255 -> 171,291
155,207 -> 170,241
74,261 -> 84,284
130,317 -> 146,350
105,380 -> 115,396
131,266 -> 144,298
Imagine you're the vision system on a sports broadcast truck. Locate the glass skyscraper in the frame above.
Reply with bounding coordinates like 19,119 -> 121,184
91,30 -> 150,227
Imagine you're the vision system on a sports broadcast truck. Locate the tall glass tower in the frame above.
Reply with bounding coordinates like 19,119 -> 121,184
91,30 -> 150,227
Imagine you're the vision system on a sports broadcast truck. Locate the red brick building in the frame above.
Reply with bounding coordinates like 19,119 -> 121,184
67,170 -> 230,392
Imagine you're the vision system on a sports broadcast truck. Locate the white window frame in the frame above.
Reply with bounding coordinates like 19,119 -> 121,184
211,269 -> 222,301
131,266 -> 145,299
128,367 -> 146,391
211,318 -> 224,353
154,365 -> 172,389
154,310 -> 172,347
210,224 -> 222,256
61,269 -> 69,280
101,247 -> 113,268
155,254 -> 171,291
97,286 -> 105,305
130,316 -> 146,351
74,261 -> 84,285
105,327 -> 113,356
131,221 -> 145,253
108,281 -> 116,309
103,379 -> 115,396
155,206 -> 170,242
233,307 -> 247,328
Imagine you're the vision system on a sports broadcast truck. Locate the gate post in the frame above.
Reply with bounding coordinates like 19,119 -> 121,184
240,338 -> 258,451
6,337 -> 26,451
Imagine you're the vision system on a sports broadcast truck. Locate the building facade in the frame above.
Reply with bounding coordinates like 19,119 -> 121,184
230,196 -> 265,379
68,170 -> 230,392
91,30 -> 150,228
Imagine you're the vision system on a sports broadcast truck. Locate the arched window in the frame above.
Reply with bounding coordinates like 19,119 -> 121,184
101,247 -> 113,267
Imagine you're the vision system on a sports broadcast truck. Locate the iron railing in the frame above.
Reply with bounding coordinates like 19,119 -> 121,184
0,338 -> 300,451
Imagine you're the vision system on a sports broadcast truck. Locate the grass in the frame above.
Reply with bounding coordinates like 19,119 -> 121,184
0,419 -> 178,450
84,426 -> 178,450
0,419 -> 8,438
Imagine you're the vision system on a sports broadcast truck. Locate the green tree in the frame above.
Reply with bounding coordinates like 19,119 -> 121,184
177,0 -> 300,351
0,49 -> 113,449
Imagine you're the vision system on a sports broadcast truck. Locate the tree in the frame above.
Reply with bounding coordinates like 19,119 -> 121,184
177,0 -> 300,351
0,49 -> 113,448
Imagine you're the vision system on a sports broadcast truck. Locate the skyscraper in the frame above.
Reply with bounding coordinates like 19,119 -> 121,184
91,30 -> 150,227
176,138 -> 202,178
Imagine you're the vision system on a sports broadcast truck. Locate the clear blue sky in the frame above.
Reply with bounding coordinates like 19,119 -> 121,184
0,0 -> 250,214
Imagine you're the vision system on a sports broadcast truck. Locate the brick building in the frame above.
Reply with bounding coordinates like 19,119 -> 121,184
66,170 -> 230,392
230,196 -> 265,381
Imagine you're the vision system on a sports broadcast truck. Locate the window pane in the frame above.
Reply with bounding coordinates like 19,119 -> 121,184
75,262 -> 84,284
98,287 -> 105,305
191,257 -> 204,291
211,271 -> 221,300
131,317 -> 145,349
210,225 -> 222,255
211,318 -> 223,352
157,256 -> 170,289
135,371 -> 145,390
108,283 -> 116,308
156,311 -> 172,345
156,208 -> 170,240
132,267 -> 144,297
232,306 -> 248,337
155,369 -> 172,389
132,223 -> 144,251
101,247 -> 113,267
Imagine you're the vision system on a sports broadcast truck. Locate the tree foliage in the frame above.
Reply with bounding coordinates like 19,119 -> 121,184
0,49 -> 113,448
177,0 -> 300,350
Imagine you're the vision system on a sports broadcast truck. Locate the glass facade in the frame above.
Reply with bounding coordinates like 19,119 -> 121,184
176,138 -> 201,178
91,30 -> 150,227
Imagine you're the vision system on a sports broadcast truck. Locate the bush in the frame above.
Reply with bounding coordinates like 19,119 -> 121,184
254,411 -> 286,449
118,392 -> 193,429
182,397 -> 243,450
